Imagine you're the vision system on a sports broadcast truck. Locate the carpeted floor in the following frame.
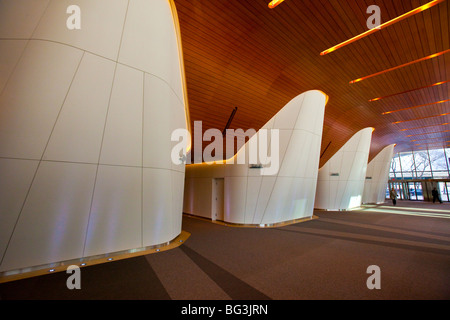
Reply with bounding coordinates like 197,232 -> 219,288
1,200 -> 449,300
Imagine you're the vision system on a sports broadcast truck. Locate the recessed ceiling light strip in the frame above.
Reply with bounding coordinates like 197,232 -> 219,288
268,0 -> 285,9
411,136 -> 449,142
350,49 -> 450,84
382,99 -> 450,115
320,0 -> 445,56
369,80 -> 449,102
414,141 -> 450,147
406,130 -> 450,137
393,113 -> 450,124
399,123 -> 449,131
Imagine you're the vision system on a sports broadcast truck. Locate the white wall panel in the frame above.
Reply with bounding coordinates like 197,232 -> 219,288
279,131 -> 309,177
183,177 -> 212,219
171,170 -> 185,234
273,94 -> 303,129
0,41 -> 83,159
261,177 -> 293,224
275,129 -> 293,173
295,92 -> 321,133
83,165 -> 142,257
143,74 -> 179,170
224,177 -> 247,224
119,0 -> 184,101
0,40 -> 28,93
251,176 -> 277,224
305,135 -> 322,178
43,53 -> 116,163
33,0 -> 128,60
100,64 -> 143,167
142,168 -> 174,246
0,0 -> 50,38
362,144 -> 395,204
0,162 -> 96,272
244,177 -> 262,223
315,128 -> 373,210
0,159 -> 39,262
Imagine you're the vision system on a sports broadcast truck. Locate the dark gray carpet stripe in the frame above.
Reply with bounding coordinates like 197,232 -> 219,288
276,227 -> 450,256
179,245 -> 271,300
318,216 -> 450,239
289,220 -> 450,246
0,256 -> 171,300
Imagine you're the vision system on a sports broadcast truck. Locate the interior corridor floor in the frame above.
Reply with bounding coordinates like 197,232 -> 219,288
0,200 -> 449,300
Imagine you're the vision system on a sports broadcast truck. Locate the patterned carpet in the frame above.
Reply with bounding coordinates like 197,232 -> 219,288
1,200 -> 449,301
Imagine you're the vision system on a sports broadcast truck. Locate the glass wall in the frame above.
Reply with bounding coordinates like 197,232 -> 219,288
387,147 -> 450,202
438,182 -> 450,202
389,147 -> 450,180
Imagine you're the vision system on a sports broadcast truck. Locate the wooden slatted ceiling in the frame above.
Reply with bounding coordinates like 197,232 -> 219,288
174,0 -> 449,165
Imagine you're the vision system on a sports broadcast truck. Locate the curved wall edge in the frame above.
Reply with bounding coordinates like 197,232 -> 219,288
0,0 -> 188,273
362,144 -> 395,204
314,127 -> 373,211
183,90 -> 327,225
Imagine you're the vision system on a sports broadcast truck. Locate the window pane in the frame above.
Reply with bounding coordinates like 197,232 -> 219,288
415,182 -> 423,200
428,148 -> 447,170
391,155 -> 402,179
429,148 -> 449,178
413,150 -> 431,178
439,182 -> 449,202
445,148 -> 450,170
400,151 -> 415,171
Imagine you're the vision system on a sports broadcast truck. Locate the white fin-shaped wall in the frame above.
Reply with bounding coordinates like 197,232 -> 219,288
362,144 -> 395,204
314,128 -> 373,211
183,90 -> 327,225
0,0 -> 188,273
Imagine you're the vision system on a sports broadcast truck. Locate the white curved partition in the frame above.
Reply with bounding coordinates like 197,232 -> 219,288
362,144 -> 395,204
314,128 -> 373,211
184,90 -> 327,226
0,0 -> 188,273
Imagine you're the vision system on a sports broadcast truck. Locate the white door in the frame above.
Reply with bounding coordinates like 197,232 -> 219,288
212,178 -> 224,221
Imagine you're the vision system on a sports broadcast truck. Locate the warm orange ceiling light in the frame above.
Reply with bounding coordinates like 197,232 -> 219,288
400,123 -> 449,131
411,136 -> 448,142
369,80 -> 449,102
382,99 -> 450,115
414,141 -> 450,146
350,49 -> 450,84
268,0 -> 285,9
393,113 -> 450,124
406,130 -> 450,137
320,0 -> 445,56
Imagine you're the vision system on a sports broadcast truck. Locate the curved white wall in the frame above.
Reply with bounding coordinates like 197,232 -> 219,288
0,0 -> 188,273
184,90 -> 327,225
314,128 -> 373,211
362,144 -> 395,204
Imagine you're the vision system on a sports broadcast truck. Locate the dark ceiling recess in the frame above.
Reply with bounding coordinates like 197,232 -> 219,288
174,0 -> 449,166
223,107 -> 238,136
320,141 -> 332,159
